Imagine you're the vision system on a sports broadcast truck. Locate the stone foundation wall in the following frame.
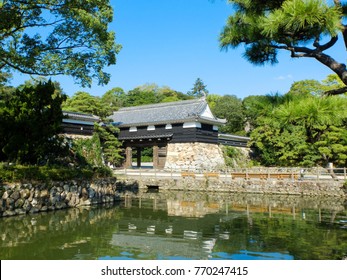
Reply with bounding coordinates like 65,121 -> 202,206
1,176 -> 345,218
164,142 -> 226,170
135,177 -> 347,197
0,178 -> 135,218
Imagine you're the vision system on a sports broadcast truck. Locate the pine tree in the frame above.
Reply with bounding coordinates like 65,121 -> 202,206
187,78 -> 209,98
220,0 -> 347,95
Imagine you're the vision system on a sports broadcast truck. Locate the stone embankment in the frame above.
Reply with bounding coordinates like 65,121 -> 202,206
0,178 -> 138,218
134,177 -> 347,197
1,176 -> 346,218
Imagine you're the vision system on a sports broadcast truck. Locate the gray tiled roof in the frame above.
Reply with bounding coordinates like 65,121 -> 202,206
63,111 -> 100,122
109,98 -> 226,127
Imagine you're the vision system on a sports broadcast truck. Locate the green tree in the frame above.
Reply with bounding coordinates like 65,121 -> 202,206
94,123 -> 123,166
0,74 -> 15,109
158,86 -> 192,103
212,95 -> 245,135
100,87 -> 126,118
220,0 -> 347,95
250,94 -> 347,167
242,93 -> 288,133
71,134 -> 104,167
123,84 -> 168,107
16,76 -> 65,97
112,84 -> 192,108
287,74 -> 346,97
287,80 -> 326,97
68,123 -> 123,168
206,94 -> 222,112
0,0 -> 121,87
314,125 -> 347,166
0,72 -> 12,87
0,81 -> 66,163
62,91 -> 102,116
187,78 -> 209,98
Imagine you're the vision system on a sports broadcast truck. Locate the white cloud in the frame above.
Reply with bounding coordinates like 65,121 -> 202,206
275,74 -> 293,80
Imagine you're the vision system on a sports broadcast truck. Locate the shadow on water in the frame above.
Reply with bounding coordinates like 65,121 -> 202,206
0,191 -> 346,260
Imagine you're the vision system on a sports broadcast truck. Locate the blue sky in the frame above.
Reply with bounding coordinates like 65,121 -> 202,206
9,0 -> 345,99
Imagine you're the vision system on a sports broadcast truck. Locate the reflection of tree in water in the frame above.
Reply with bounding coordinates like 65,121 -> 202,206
214,210 -> 347,260
0,205 -> 124,259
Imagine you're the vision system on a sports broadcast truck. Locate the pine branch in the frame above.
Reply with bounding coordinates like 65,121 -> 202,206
324,86 -> 347,96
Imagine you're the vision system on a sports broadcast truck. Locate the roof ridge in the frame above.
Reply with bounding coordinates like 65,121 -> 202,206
63,111 -> 99,119
118,98 -> 204,112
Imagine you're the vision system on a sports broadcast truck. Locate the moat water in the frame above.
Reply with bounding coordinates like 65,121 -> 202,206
1,191 -> 346,260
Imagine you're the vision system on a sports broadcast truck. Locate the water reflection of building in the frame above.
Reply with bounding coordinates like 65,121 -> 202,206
123,193 -> 222,218
110,233 -> 214,259
166,200 -> 221,218
122,191 -> 346,223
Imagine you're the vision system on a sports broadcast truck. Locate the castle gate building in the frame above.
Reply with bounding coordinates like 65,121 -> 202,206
109,98 -> 227,170
62,111 -> 100,138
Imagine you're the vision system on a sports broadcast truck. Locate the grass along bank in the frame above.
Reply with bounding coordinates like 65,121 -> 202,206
0,163 -> 113,183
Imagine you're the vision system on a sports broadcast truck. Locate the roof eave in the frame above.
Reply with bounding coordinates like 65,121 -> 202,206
112,117 -> 198,127
196,116 -> 227,126
113,117 -> 226,128
218,133 -> 250,141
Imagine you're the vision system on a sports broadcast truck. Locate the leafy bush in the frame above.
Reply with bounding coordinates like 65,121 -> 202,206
72,134 -> 104,167
222,146 -> 252,168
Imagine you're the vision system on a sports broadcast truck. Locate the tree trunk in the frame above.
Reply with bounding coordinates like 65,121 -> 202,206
327,168 -> 339,181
